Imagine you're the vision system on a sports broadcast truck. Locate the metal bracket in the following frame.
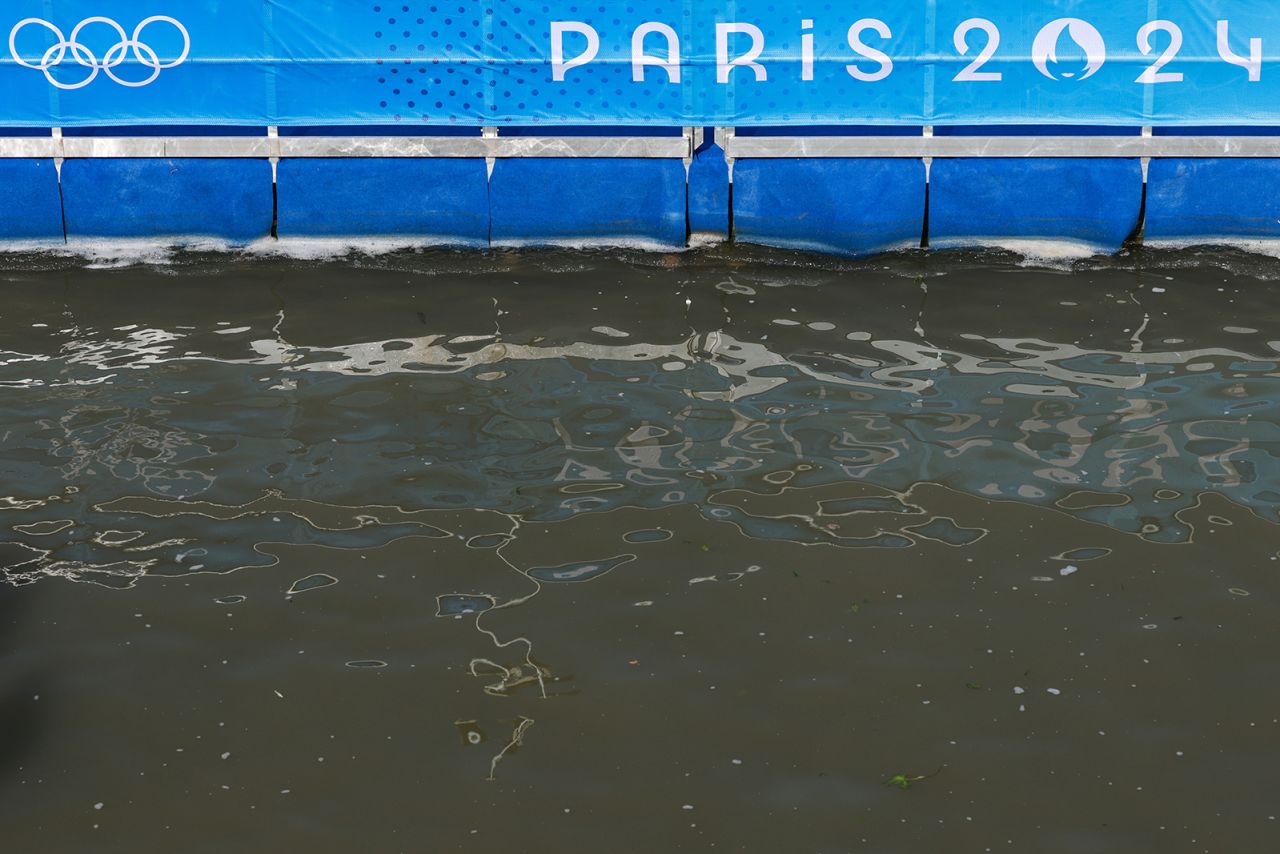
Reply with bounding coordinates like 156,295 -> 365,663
482,125 -> 498,179
717,126 -> 735,183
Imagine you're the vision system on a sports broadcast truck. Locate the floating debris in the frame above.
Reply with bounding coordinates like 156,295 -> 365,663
486,717 -> 534,782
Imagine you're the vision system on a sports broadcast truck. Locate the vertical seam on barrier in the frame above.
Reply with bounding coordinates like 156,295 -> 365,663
265,0 -> 279,241
1135,174 -> 1148,247
923,0 -> 937,250
921,172 -> 930,250
52,128 -> 67,244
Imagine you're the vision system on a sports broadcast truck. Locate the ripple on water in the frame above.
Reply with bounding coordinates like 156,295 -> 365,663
623,529 -> 673,544
527,555 -> 635,583
435,594 -> 496,617
902,517 -> 988,547
1056,547 -> 1112,562
466,533 -> 513,549
286,574 -> 338,595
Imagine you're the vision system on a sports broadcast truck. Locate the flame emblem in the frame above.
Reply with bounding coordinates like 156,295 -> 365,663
1032,18 -> 1106,81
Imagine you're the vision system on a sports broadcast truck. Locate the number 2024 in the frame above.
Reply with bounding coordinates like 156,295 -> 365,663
951,18 -> 1261,83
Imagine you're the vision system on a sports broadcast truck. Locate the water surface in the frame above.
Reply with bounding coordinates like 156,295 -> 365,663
1,245 -> 1278,852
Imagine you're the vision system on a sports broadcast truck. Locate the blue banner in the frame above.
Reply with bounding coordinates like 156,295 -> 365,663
2,1 -> 1278,127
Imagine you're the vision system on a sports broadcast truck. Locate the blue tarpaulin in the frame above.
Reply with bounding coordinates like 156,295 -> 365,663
1,1 -> 1277,126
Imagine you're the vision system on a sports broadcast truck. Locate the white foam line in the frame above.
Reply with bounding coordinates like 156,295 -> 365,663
1144,237 -> 1280,259
928,238 -> 1105,264
489,236 -> 686,253
253,236 -> 487,260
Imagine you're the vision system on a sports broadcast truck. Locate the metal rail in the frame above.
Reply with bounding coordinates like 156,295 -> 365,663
0,130 -> 694,159
3,127 -> 1278,161
717,129 -> 1280,160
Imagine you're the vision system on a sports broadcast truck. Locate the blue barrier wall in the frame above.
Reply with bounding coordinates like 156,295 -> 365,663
490,159 -> 687,248
689,141 -> 730,239
1145,159 -> 1280,242
61,159 -> 273,242
733,159 -> 925,257
930,159 -> 1144,252
277,159 -> 489,244
0,160 -> 63,241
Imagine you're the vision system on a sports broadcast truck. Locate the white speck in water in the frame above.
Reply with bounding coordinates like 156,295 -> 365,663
1059,565 -> 1079,577
1151,287 -> 1166,293
221,752 -> 231,760
1013,686 -> 1025,695
633,601 -> 654,607
731,759 -> 743,765
1046,688 -> 1061,696
274,690 -> 284,699
94,803 -> 103,811
1142,624 -> 1158,630
682,804 -> 694,811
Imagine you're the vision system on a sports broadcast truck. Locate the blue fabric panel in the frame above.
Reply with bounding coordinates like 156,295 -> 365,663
688,142 -> 729,237
7,2 -> 1280,127
1145,158 -> 1280,240
0,159 -> 64,240
62,158 -> 272,242
732,158 -> 925,257
276,158 -> 489,243
490,159 -> 687,247
929,158 -> 1142,251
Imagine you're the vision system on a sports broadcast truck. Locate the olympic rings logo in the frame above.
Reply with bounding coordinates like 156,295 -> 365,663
8,16 -> 190,90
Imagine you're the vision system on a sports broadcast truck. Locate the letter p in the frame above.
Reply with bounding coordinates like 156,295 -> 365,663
552,21 -> 600,81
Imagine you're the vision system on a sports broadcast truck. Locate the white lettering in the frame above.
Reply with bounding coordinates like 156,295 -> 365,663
1136,21 -> 1183,84
717,23 -> 767,83
632,22 -> 680,83
1217,20 -> 1261,82
846,19 -> 892,82
551,21 -> 599,82
954,18 -> 1001,82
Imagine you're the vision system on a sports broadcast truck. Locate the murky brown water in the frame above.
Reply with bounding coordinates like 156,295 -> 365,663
2,245 -> 1279,853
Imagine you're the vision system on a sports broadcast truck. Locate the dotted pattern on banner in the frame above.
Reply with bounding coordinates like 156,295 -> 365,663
365,1 -> 935,125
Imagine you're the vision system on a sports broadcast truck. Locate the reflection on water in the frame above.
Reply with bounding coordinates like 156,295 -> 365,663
2,245 -> 1277,588
1,245 -> 1279,850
